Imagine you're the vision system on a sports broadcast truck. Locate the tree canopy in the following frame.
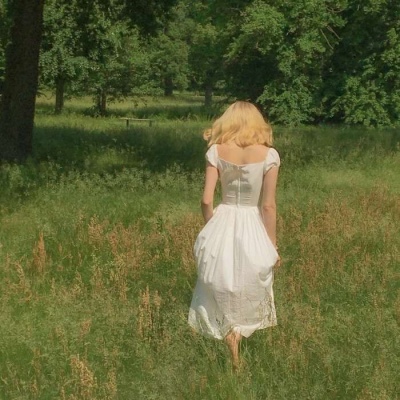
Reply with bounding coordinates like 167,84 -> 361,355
1,0 -> 400,160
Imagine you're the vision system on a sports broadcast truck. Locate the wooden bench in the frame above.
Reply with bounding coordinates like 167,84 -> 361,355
120,117 -> 153,127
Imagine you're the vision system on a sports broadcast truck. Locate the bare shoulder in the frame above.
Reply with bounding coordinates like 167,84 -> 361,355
217,143 -> 272,164
246,144 -> 269,156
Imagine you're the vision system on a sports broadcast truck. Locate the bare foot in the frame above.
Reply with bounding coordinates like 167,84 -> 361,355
225,329 -> 242,371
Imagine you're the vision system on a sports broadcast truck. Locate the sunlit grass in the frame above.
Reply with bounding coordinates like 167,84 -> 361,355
0,96 -> 399,399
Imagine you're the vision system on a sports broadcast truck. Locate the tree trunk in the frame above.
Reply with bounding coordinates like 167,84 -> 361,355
97,90 -> 107,116
205,83 -> 213,108
55,76 -> 65,114
0,0 -> 45,162
164,76 -> 173,96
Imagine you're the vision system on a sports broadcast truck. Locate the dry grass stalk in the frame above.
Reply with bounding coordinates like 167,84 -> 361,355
137,286 -> 162,342
105,368 -> 118,399
80,319 -> 92,339
60,387 -> 67,400
109,261 -> 129,302
71,272 -> 85,298
70,354 -> 97,399
12,262 -> 32,302
90,264 -> 105,296
88,216 -> 108,249
288,337 -> 307,373
53,326 -> 69,355
32,232 -> 47,274
165,213 -> 202,273
395,293 -> 400,325
30,378 -> 39,398
283,191 -> 396,297
137,285 -> 151,339
29,348 -> 42,398
108,224 -> 144,271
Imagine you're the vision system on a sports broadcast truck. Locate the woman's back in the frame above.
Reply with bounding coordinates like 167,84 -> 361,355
206,144 -> 279,207
217,143 -> 268,165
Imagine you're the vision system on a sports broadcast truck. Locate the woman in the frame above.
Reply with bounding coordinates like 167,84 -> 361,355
188,101 -> 281,370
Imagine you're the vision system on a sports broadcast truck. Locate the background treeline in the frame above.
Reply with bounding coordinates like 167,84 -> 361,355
1,0 -> 400,126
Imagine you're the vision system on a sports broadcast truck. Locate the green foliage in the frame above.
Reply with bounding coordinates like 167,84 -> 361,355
0,0 -> 10,90
148,3 -> 191,95
122,0 -> 178,34
227,1 -> 285,57
331,77 -> 392,126
226,0 -> 346,125
189,18 -> 224,86
150,33 -> 189,92
39,0 -> 180,114
40,0 -> 88,93
37,0 -> 400,125
328,0 -> 400,126
186,1 -> 241,105
223,0 -> 400,126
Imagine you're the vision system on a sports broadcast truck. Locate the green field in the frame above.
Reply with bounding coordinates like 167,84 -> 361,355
1,96 -> 399,399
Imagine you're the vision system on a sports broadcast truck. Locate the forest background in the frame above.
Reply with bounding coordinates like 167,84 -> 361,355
1,0 -> 399,127
0,0 -> 399,399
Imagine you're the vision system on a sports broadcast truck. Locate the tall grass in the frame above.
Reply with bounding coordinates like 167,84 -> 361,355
0,96 -> 399,399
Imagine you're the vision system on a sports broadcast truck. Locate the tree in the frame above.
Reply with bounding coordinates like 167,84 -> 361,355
224,0 -> 400,126
226,0 -> 346,125
84,20 -> 140,116
40,0 -> 179,115
328,0 -> 400,126
148,2 -> 190,96
0,0 -> 178,161
0,0 -> 45,161
224,0 -> 285,103
39,0 -> 88,113
40,0 -> 140,116
187,0 -> 239,107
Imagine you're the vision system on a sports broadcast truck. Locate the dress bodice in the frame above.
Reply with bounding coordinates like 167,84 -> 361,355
205,145 -> 280,207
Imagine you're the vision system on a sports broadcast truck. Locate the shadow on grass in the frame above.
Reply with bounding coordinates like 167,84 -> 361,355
30,123 -> 400,183
7,120 -> 397,182
2,123 -> 399,210
32,125 -> 207,174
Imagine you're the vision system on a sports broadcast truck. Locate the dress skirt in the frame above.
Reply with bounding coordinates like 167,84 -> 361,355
188,204 -> 279,339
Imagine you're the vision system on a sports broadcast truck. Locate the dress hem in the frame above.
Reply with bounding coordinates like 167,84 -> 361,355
188,313 -> 278,340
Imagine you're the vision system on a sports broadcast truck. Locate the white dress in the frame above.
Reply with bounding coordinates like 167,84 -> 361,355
188,144 -> 280,339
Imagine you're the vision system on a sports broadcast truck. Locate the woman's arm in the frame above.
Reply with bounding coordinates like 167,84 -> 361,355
261,166 -> 279,248
201,162 -> 219,223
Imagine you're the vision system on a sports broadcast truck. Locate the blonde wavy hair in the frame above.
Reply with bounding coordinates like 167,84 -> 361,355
203,101 -> 273,147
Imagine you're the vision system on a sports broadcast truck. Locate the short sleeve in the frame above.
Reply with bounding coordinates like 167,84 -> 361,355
263,148 -> 280,174
205,144 -> 218,167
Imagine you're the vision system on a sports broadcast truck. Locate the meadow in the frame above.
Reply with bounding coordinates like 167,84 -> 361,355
0,95 -> 399,400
